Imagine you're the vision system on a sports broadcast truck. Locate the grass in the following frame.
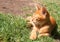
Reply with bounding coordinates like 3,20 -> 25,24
0,0 -> 60,42
0,14 -> 27,42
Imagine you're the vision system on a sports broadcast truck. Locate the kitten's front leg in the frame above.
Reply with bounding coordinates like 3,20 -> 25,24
26,16 -> 33,27
29,26 -> 38,40
38,25 -> 50,38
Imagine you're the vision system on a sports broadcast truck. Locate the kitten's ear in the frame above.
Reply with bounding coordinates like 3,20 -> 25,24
35,4 -> 41,10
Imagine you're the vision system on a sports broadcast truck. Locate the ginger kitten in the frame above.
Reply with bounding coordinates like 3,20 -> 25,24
27,4 -> 56,40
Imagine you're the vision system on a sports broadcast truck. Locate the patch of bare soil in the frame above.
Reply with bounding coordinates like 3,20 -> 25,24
0,0 -> 35,16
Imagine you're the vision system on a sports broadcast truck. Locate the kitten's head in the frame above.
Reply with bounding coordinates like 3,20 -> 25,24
32,4 -> 50,25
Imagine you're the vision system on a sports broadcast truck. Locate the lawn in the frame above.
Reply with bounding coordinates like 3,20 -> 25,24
0,0 -> 60,42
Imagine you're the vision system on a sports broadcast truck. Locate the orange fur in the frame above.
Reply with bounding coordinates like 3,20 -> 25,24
27,4 -> 56,40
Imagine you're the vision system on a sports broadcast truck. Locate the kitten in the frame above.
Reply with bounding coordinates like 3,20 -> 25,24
27,4 -> 56,40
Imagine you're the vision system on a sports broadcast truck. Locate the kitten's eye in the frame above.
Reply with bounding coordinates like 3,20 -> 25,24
42,11 -> 45,14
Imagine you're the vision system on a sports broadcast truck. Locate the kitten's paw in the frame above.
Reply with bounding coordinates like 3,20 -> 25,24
26,16 -> 32,21
38,33 -> 50,38
29,34 -> 37,40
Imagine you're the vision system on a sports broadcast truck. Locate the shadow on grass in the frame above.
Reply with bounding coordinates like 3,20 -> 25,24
51,24 -> 60,40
